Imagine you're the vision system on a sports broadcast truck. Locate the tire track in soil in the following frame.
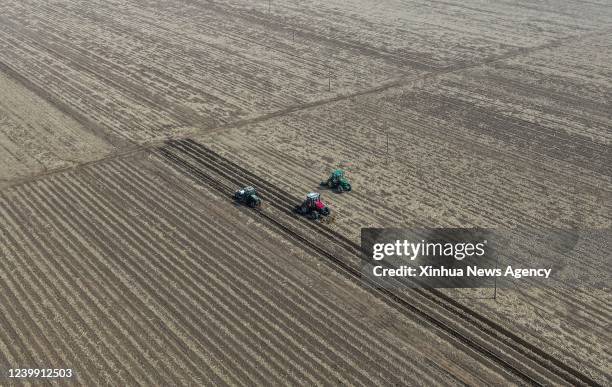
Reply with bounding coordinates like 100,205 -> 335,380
186,135 -> 612,324
201,104 -> 608,252
93,159 -> 418,386
86,161 -> 408,384
157,142 -> 548,384
6,182 -> 225,385
2,157 -> 455,383
90,165 -> 367,385
0,234 -> 100,385
99,160 -> 437,385
4,189 -> 162,386
208,132 -> 612,339
49,175 -> 285,386
32,178 -> 234,386
161,138 -> 601,386
68,169 -> 315,386
2,171 -> 232,384
0,208 -> 100,377
116,155 -> 490,385
177,132 -> 612,328
0,147 -> 595,385
0,204 -> 133,385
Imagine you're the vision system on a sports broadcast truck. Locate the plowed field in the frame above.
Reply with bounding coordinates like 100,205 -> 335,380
0,0 -> 610,384
1,153 -> 519,384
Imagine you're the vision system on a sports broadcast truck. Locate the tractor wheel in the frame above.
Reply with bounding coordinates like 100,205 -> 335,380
345,183 -> 351,192
323,213 -> 335,223
310,211 -> 320,220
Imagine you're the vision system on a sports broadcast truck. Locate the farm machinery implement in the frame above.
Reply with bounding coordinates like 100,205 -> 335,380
161,139 -> 599,387
294,192 -> 332,221
320,169 -> 351,192
162,138 -> 597,386
234,186 -> 262,208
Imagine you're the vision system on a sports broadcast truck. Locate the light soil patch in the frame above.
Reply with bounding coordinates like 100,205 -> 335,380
0,71 -> 114,184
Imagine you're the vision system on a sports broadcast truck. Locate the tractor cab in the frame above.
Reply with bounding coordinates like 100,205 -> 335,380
305,192 -> 322,207
295,192 -> 331,219
236,186 -> 256,199
320,169 -> 352,193
331,169 -> 344,182
242,186 -> 256,197
234,186 -> 262,208
306,192 -> 320,201
306,192 -> 326,211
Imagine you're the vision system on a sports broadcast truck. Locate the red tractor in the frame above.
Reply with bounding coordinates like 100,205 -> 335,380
294,192 -> 331,220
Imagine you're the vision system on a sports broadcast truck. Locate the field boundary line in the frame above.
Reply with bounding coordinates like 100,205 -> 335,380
0,60 -> 133,149
1,26 -> 610,192
177,25 -> 612,138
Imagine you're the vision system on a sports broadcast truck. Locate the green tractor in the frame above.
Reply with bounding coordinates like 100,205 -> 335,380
234,186 -> 262,208
320,169 -> 351,193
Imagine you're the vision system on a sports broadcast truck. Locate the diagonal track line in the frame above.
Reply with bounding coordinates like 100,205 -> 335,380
1,26 -> 610,191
